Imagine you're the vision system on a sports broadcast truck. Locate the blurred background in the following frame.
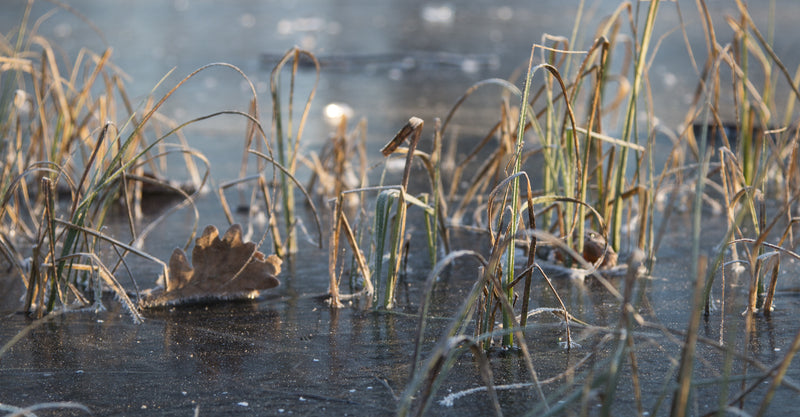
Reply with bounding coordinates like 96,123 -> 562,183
1,0 -> 795,176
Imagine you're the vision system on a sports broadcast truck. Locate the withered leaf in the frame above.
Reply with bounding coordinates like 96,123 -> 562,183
139,224 -> 281,308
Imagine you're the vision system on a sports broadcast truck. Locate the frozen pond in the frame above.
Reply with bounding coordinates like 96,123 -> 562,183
2,1 -> 800,416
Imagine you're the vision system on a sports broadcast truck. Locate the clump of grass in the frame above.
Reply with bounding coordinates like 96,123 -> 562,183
398,244 -> 546,417
0,2 -> 274,320
0,7 -> 163,317
401,0 -> 800,414
327,117 -> 449,309
431,5 -> 645,351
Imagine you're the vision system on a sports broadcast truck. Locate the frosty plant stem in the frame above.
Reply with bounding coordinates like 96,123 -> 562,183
611,0 -> 660,251
503,47 -> 536,348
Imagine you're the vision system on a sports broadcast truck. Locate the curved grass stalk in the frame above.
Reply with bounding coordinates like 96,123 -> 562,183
398,243 -> 539,417
404,334 -> 502,417
248,149 -> 324,250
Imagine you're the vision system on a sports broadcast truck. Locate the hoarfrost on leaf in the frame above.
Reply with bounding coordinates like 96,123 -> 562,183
139,224 -> 281,308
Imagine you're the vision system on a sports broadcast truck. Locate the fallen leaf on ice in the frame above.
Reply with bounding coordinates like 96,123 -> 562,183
139,224 -> 281,308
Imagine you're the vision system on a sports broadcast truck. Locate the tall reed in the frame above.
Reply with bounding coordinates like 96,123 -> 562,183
269,47 -> 319,254
610,0 -> 661,252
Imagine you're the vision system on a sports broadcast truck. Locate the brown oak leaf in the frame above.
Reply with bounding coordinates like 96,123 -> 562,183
139,224 -> 281,308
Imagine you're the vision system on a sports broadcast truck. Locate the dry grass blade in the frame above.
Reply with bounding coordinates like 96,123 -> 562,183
327,192 -> 373,308
755,324 -> 800,417
383,117 -> 424,189
327,195 -> 345,308
670,254 -> 706,417
0,401 -> 92,417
